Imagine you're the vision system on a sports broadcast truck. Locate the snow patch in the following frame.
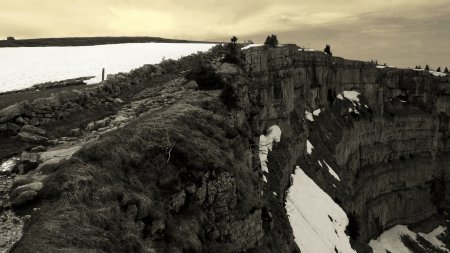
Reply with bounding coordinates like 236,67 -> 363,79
285,166 -> 356,253
313,109 -> 322,116
418,226 -> 449,252
376,65 -> 387,69
318,160 -> 323,167
430,70 -> 447,77
305,111 -> 314,122
259,125 -> 282,174
337,94 -> 344,100
369,225 -> 449,253
306,140 -> 314,155
342,91 -> 361,104
299,48 -> 316,52
241,44 -> 263,50
323,160 -> 341,181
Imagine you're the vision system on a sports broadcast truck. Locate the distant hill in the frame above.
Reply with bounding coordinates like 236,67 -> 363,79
0,36 -> 218,47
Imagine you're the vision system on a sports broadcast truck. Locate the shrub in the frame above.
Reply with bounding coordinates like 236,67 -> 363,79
220,83 -> 239,109
223,41 -> 240,64
186,61 -> 224,90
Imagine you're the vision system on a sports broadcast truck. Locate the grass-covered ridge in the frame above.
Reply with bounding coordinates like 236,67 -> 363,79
11,91 -> 260,252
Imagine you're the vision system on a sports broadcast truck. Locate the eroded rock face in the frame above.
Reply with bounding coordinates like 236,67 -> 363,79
238,45 -> 450,252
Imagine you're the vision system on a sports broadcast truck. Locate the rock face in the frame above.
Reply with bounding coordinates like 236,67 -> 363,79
237,45 -> 450,252
6,45 -> 449,253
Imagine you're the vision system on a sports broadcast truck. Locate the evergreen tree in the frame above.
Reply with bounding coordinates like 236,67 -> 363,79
418,65 -> 422,69
437,67 -> 441,72
223,36 -> 240,64
264,34 -> 278,47
425,65 -> 430,71
445,67 -> 449,73
324,44 -> 332,56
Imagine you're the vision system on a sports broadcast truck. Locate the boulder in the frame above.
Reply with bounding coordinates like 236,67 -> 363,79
10,175 -> 46,206
7,123 -> 21,133
0,103 -> 24,123
21,125 -> 46,136
0,157 -> 18,175
11,182 -> 43,199
184,80 -> 199,90
29,118 -> 39,126
18,151 -> 40,173
113,98 -> 124,104
31,146 -> 47,152
18,131 -> 48,144
11,190 -> 38,206
18,125 -> 48,143
15,117 -> 25,124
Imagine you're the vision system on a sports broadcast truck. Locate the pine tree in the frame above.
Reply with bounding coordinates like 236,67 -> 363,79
231,36 -> 238,44
324,44 -> 332,56
445,67 -> 449,73
425,65 -> 430,71
264,34 -> 278,47
437,67 -> 441,72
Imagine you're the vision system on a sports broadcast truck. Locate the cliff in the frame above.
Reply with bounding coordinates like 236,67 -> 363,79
1,44 -> 449,253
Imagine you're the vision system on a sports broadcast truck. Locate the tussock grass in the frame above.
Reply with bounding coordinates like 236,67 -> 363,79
12,92 -> 259,252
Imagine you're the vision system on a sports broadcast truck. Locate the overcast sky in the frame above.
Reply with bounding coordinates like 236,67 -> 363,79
1,0 -> 449,68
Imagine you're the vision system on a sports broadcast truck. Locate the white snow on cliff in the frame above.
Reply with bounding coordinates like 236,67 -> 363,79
306,140 -> 314,154
285,166 -> 356,253
323,160 -> 340,181
313,109 -> 322,116
241,44 -> 263,50
259,125 -> 282,174
305,111 -> 314,121
369,225 -> 449,253
0,43 -> 216,92
342,91 -> 361,104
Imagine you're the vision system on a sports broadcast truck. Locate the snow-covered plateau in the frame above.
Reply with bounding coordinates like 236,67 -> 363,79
0,43 -> 215,92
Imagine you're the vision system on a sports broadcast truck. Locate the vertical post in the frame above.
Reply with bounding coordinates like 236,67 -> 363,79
102,68 -> 105,81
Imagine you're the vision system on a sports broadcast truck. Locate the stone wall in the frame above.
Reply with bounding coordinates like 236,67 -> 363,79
0,51 -> 209,136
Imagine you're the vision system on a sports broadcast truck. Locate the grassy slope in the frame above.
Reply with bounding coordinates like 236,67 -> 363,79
0,36 -> 217,48
11,91 -> 260,253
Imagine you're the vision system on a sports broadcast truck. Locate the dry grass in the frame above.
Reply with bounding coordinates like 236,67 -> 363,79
12,92 -> 259,253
